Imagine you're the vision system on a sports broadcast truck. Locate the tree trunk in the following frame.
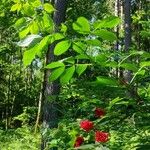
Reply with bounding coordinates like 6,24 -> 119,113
124,0 -> 132,82
41,0 -> 67,149
115,0 -> 120,77
124,0 -> 131,51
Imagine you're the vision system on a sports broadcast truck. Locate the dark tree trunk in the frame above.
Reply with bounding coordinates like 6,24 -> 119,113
41,0 -> 67,149
124,0 -> 131,51
115,0 -> 120,77
124,0 -> 132,82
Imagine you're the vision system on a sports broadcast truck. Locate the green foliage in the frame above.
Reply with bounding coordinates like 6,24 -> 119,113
54,40 -> 71,56
1,0 -> 150,150
0,127 -> 40,150
73,17 -> 90,34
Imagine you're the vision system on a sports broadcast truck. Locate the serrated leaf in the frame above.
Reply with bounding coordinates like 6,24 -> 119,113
73,17 -> 90,34
93,29 -> 117,41
60,66 -> 75,84
76,64 -> 88,76
44,3 -> 55,13
45,62 -> 64,69
54,40 -> 71,56
49,67 -> 65,82
17,34 -> 42,47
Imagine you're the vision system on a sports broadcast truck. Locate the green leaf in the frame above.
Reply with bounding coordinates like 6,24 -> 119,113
60,66 -> 75,84
75,144 -> 95,149
36,35 -> 51,56
60,23 -> 67,33
109,97 -> 124,109
140,30 -> 150,38
72,42 -> 86,54
15,18 -> 26,29
22,3 -> 35,16
76,64 -> 88,76
140,61 -> 150,67
44,3 -> 55,13
54,40 -> 71,56
96,76 -> 119,86
29,21 -> 39,34
63,57 -> 75,64
136,70 -> 145,76
93,29 -> 117,41
51,33 -> 65,43
49,67 -> 65,82
85,39 -> 101,46
45,62 -> 64,69
19,27 -> 30,39
94,16 -> 121,29
105,61 -> 118,67
120,63 -> 138,72
10,4 -> 19,11
75,54 -> 89,60
17,34 -> 42,47
95,54 -> 108,64
23,45 -> 38,66
73,17 -> 90,34
42,13 -> 54,32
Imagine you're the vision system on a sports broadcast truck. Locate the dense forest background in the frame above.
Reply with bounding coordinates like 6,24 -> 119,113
0,0 -> 150,150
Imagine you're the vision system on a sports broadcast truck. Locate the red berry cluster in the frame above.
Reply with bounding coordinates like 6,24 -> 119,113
74,108 -> 109,147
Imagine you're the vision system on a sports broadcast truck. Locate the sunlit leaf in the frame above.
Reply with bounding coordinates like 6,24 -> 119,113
23,45 -> 38,66
140,61 -> 150,67
60,66 -> 75,84
76,64 -> 88,76
72,42 -> 86,54
54,40 -> 71,56
44,3 -> 55,13
17,34 -> 42,47
73,17 -> 90,34
94,16 -> 121,29
49,67 -> 65,82
93,29 -> 117,41
45,62 -> 64,69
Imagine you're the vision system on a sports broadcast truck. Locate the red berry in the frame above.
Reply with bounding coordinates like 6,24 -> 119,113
95,108 -> 105,118
74,136 -> 84,147
95,131 -> 109,143
80,120 -> 94,132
